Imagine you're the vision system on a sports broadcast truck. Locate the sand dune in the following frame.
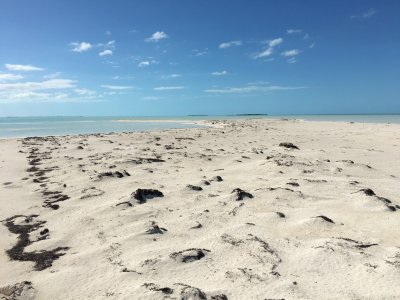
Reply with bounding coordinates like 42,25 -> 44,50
1,119 -> 400,299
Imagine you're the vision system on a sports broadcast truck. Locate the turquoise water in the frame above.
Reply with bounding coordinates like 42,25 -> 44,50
1,115 -> 399,138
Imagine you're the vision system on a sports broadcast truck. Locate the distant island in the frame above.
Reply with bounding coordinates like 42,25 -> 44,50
187,114 -> 269,117
235,114 -> 268,116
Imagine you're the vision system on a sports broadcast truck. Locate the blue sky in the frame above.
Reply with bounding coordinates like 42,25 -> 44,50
0,0 -> 399,116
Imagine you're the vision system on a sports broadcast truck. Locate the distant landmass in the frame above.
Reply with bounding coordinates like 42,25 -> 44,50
187,114 -> 268,117
235,114 -> 269,116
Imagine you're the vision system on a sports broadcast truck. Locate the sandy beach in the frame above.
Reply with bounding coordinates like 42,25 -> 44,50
1,118 -> 400,299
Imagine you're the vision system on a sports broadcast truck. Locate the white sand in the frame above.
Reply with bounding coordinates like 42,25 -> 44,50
1,119 -> 400,299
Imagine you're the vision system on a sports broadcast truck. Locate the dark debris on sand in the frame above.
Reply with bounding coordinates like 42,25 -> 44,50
315,215 -> 335,224
187,185 -> 203,191
279,142 -> 299,150
231,188 -> 253,201
353,188 -> 400,211
132,189 -> 164,204
2,215 -> 68,271
98,170 -> 130,179
146,222 -> 167,234
143,283 -> 174,295
170,248 -> 210,263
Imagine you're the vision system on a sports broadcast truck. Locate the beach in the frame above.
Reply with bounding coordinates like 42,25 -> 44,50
1,118 -> 400,299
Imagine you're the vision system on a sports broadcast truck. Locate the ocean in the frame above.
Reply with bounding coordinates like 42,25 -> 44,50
1,115 -> 399,138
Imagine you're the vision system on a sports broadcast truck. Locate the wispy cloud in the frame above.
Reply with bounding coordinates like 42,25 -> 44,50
98,40 -> 115,49
70,42 -> 92,52
0,78 -> 93,103
138,61 -> 150,67
255,47 -> 273,58
5,64 -> 44,71
145,31 -> 168,42
74,88 -> 97,96
162,74 -> 181,79
112,75 -> 135,80
154,86 -> 185,91
286,29 -> 303,34
281,49 -> 300,57
219,40 -> 242,49
0,79 -> 75,91
254,38 -> 283,59
205,83 -> 306,94
269,38 -> 284,47
192,48 -> 208,57
0,73 -> 24,81
351,8 -> 376,19
142,96 -> 162,100
99,50 -> 113,56
211,70 -> 228,76
138,60 -> 156,67
287,57 -> 297,64
101,85 -> 134,90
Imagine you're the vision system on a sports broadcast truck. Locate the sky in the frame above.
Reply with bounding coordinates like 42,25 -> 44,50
0,0 -> 399,117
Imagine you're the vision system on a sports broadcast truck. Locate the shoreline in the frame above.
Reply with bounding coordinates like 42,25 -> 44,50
1,118 -> 400,140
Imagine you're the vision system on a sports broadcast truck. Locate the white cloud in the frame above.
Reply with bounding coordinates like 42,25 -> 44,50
287,29 -> 303,34
254,47 -> 273,58
138,61 -> 150,67
98,40 -> 115,49
0,73 -> 24,81
101,85 -> 134,90
287,57 -> 297,64
0,78 -> 95,103
309,43 -> 315,49
162,74 -> 181,79
219,40 -> 242,49
281,49 -> 300,57
138,60 -> 157,67
192,48 -> 208,57
5,91 -> 51,100
351,8 -> 376,19
269,38 -> 283,47
70,42 -> 92,52
145,31 -> 168,42
112,75 -> 135,80
211,70 -> 228,76
5,64 -> 44,71
154,86 -> 185,91
0,91 -> 102,103
99,49 -> 113,56
74,88 -> 96,96
205,84 -> 306,94
0,79 -> 75,91
254,38 -> 283,59
142,96 -> 162,100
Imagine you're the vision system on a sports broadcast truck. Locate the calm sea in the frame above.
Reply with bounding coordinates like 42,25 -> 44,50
1,115 -> 399,138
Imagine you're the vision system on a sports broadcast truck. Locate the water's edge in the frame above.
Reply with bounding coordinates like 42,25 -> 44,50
1,115 -> 400,138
